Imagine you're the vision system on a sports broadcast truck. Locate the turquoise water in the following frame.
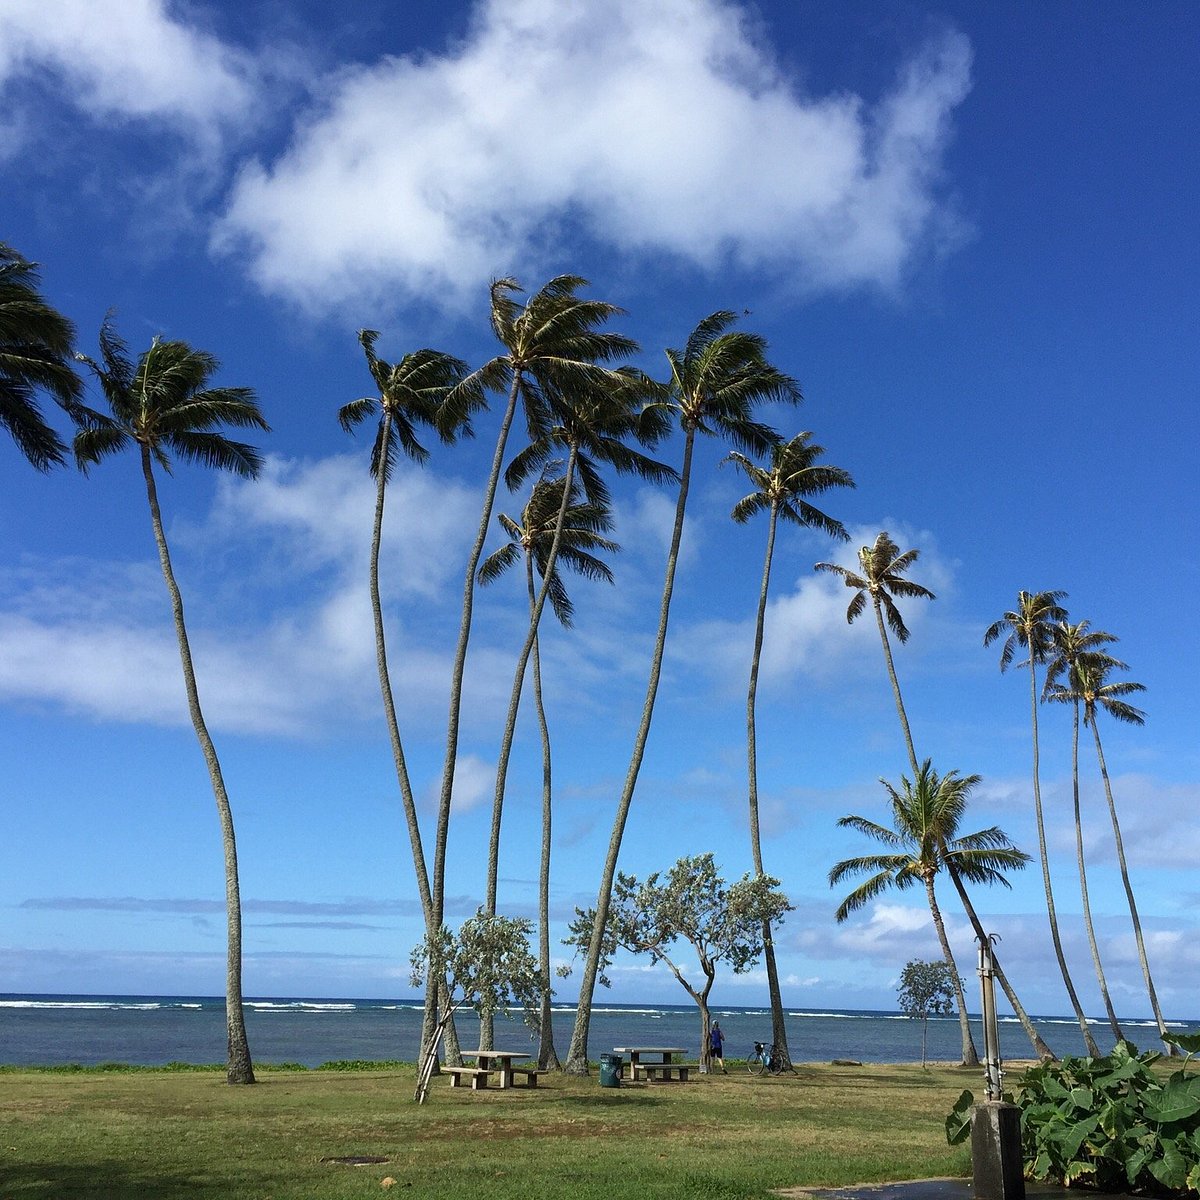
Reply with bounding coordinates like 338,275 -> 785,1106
1,994 -> 1191,1068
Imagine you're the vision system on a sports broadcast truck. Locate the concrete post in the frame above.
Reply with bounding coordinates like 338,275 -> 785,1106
971,1100 -> 1025,1200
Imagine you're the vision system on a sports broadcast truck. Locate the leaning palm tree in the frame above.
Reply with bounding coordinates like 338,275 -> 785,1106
565,311 -> 800,1074
830,762 -> 1031,1067
74,319 -> 267,1084
479,472 -> 620,1068
1072,657 -> 1171,1049
727,432 -> 854,1070
817,535 -> 1051,1059
430,276 -> 637,1028
985,590 -> 1101,1056
1044,620 -> 1126,1042
0,242 -> 82,470
338,329 -> 481,1063
815,532 -> 934,770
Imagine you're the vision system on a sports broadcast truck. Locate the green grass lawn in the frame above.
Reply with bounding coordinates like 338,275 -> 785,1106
0,1062 -> 976,1199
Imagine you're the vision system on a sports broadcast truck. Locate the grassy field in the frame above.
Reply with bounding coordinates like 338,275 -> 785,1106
0,1061 -> 976,1199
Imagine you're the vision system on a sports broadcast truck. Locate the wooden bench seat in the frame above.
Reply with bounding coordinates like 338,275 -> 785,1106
510,1066 -> 540,1087
443,1066 -> 491,1090
638,1063 -> 692,1083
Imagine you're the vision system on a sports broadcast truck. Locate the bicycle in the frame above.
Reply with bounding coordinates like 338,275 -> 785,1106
747,1041 -> 784,1075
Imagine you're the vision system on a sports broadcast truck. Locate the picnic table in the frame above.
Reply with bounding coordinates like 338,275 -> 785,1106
446,1049 -> 536,1091
612,1046 -> 691,1082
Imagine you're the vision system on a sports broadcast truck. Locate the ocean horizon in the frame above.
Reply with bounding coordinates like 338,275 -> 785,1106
2,993 -> 1193,1069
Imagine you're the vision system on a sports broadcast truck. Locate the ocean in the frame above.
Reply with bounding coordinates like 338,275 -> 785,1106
1,994 -> 1191,1069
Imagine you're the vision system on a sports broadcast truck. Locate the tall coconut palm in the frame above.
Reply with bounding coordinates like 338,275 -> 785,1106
74,319 -> 267,1084
1043,620 -> 1126,1041
816,535 -> 1051,1059
431,276 -> 637,1026
0,243 -> 82,470
830,762 -> 1031,1067
338,329 -> 482,1062
727,432 -> 854,1070
479,472 -> 620,1068
815,532 -> 934,771
1072,657 -> 1171,1049
565,311 -> 800,1074
984,590 -> 1101,1056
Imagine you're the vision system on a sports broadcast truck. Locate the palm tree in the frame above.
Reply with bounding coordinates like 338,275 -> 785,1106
0,243 -> 82,470
74,319 -> 267,1084
727,432 -> 854,1070
338,329 -> 481,1063
1072,656 -> 1171,1049
565,311 -> 800,1074
478,472 -> 619,1068
815,532 -> 934,771
1043,620 -> 1126,1041
984,590 -> 1101,1056
830,762 -> 1031,1067
816,534 -> 1052,1060
430,276 -> 637,1026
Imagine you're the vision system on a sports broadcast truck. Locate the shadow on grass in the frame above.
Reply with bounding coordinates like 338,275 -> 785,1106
0,1161 -> 228,1200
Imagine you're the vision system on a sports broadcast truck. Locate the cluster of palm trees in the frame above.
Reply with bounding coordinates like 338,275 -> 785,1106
4,242 -> 1168,1083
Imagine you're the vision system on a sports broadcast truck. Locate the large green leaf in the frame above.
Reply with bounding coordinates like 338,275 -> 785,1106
945,1089 -> 974,1146
1148,1138 -> 1188,1189
1144,1076 -> 1200,1124
1164,1031 -> 1200,1055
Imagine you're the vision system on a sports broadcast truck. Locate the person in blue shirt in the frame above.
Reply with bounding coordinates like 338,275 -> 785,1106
709,1021 -> 726,1073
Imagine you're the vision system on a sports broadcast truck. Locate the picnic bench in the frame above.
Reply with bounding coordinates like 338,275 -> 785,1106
612,1046 -> 691,1083
451,1049 -> 537,1091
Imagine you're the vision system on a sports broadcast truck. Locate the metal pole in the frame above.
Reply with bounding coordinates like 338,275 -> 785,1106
977,933 -> 1003,1101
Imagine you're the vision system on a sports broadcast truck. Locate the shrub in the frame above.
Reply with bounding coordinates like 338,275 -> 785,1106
947,1033 -> 1200,1196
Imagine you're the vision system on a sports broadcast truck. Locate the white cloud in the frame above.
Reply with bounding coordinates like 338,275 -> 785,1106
218,0 -> 971,312
0,0 -> 257,135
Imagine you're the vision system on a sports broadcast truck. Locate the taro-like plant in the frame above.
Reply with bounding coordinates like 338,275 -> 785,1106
946,1033 -> 1200,1195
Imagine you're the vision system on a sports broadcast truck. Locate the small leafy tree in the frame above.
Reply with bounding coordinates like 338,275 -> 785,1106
897,958 -> 959,1068
410,910 -> 541,1103
564,853 -> 791,1072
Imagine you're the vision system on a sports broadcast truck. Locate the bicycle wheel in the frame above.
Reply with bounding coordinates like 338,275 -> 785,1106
768,1049 -> 785,1076
747,1047 -> 767,1075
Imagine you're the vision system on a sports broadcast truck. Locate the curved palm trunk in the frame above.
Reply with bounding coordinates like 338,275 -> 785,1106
923,874 -> 977,1066
565,428 -> 697,1075
870,605 -> 977,1064
528,561 -> 561,1070
745,502 -> 792,1069
946,862 -> 1055,1060
480,447 -> 578,1049
141,446 -> 253,1084
1069,700 -> 1122,1041
366,419 -> 460,1066
1089,717 -> 1171,1049
430,374 -> 522,1025
1029,667 -> 1100,1055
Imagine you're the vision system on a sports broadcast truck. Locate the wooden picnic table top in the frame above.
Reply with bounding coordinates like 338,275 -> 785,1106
461,1049 -> 532,1061
611,1046 -> 686,1055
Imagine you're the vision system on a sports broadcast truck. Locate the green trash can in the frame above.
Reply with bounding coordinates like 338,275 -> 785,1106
599,1053 -> 622,1088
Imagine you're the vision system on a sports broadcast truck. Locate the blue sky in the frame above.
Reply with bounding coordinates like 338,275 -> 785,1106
2,0 -> 1197,1024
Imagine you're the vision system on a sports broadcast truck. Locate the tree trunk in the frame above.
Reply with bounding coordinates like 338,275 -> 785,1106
564,427 -> 697,1074
1069,700 -> 1122,1041
1090,716 -> 1172,1049
923,874 -> 979,1066
745,502 -> 794,1070
946,862 -> 1055,1061
873,598 -> 920,778
1029,663 -> 1100,1055
480,447 -> 578,1050
141,446 -> 253,1084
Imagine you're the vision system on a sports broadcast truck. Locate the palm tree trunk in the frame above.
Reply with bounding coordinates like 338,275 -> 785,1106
1089,717 -> 1171,1049
745,502 -> 792,1070
1070,700 -> 1123,1041
141,446 -> 253,1085
869,599 -> 976,1063
923,875 -> 979,1066
366,419 -> 459,1065
529,560 -> 561,1070
1029,665 -> 1100,1055
945,862 -> 1055,1061
480,448 -> 578,1049
430,373 -> 521,1022
872,599 -> 920,777
564,427 -> 697,1075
